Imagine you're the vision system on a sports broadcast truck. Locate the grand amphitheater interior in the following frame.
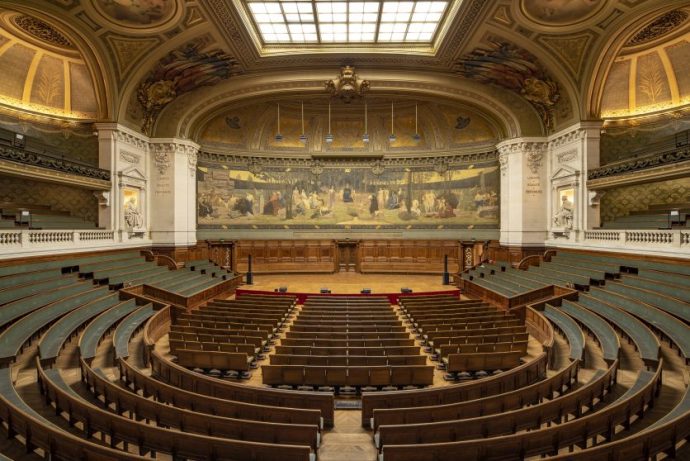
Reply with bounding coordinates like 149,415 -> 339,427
1,0 -> 690,460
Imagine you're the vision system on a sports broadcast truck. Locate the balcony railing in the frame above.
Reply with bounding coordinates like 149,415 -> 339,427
0,144 -> 110,181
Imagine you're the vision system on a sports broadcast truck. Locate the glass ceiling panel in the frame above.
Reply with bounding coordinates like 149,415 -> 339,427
245,0 -> 450,44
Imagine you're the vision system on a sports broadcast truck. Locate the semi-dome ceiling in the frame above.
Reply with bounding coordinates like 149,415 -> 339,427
197,98 -> 500,154
600,7 -> 690,119
0,10 -> 99,120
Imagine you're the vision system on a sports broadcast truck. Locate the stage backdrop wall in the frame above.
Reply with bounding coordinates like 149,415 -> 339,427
196,151 -> 499,235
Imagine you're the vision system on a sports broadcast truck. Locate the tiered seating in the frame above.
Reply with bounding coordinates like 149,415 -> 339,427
146,260 -> 235,297
168,296 -> 295,377
401,296 -> 527,379
461,265 -> 546,296
263,296 -> 434,392
600,205 -> 688,229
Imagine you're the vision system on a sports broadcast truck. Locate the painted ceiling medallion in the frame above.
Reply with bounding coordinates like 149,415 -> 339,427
520,0 -> 604,26
95,0 -> 176,27
12,15 -> 74,49
626,10 -> 689,47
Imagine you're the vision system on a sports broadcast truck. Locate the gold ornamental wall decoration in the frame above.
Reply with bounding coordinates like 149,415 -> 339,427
324,66 -> 370,103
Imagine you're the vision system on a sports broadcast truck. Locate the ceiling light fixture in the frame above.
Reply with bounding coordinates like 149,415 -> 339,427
325,100 -> 334,143
362,101 -> 369,143
275,102 -> 283,142
413,101 -> 421,141
299,101 -> 308,144
388,101 -> 396,143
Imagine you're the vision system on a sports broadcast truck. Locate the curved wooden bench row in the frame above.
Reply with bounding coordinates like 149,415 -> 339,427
0,250 -> 142,278
0,287 -> 114,366
0,268 -> 61,290
378,362 -> 662,461
262,365 -> 435,388
37,361 -> 315,461
291,324 -> 407,333
170,339 -> 257,355
371,358 -> 580,431
0,275 -> 78,306
78,299 -> 140,360
376,359 -> 617,449
117,358 -> 322,427
178,311 -> 286,323
621,273 -> 690,303
113,304 -> 156,359
296,319 -> 402,327
38,291 -> 123,364
574,296 -> 660,367
543,305 -> 586,364
270,355 -> 427,366
175,318 -> 278,332
0,366 -> 146,461
150,350 -> 336,427
437,339 -> 527,357
285,331 -> 411,340
361,352 -> 548,427
0,281 -> 93,329
298,313 -> 399,320
406,307 -> 499,321
176,348 -> 253,373
431,332 -> 529,349
80,358 -> 320,450
589,287 -> 690,362
557,300 -> 620,364
280,338 -> 415,347
606,280 -> 690,323
173,322 -> 274,335
445,351 -> 524,374
426,326 -> 526,345
275,345 -> 421,356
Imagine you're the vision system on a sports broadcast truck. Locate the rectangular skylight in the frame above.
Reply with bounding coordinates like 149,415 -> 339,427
245,0 -> 449,44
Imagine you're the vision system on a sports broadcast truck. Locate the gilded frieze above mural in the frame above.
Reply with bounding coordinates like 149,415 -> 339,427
136,38 -> 241,135
454,39 -> 560,132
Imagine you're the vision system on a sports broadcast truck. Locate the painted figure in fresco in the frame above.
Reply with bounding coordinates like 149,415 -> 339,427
410,199 -> 422,217
455,40 -> 560,131
387,191 -> 400,209
124,198 -> 143,229
137,40 -> 240,135
369,193 -> 379,217
553,195 -> 574,229
343,184 -> 354,202
328,186 -> 336,210
98,0 -> 171,25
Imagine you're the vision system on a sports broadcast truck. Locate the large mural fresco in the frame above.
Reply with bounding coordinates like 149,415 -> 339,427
197,159 -> 499,229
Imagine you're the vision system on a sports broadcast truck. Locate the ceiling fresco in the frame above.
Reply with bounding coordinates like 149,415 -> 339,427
0,0 -> 688,138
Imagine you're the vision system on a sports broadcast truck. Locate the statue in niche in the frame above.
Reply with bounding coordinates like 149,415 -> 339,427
124,197 -> 144,229
553,194 -> 573,229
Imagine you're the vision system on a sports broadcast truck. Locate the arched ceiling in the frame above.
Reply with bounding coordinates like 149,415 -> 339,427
0,10 -> 99,120
600,7 -> 690,119
196,97 -> 500,155
2,0 -> 690,140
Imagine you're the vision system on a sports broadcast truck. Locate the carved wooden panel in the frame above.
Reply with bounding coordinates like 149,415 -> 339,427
235,240 -> 336,273
358,240 -> 460,274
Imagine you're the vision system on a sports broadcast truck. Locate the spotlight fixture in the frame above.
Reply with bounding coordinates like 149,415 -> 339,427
388,102 -> 396,143
326,101 -> 334,143
412,102 -> 421,141
275,103 -> 283,142
299,101 -> 307,144
362,102 -> 369,143
13,133 -> 25,148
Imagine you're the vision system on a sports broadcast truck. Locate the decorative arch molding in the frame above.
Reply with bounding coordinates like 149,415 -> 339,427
0,2 -> 115,121
152,71 -> 542,142
583,1 -> 689,120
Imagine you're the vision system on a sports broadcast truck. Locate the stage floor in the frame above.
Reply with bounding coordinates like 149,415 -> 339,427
235,272 -> 455,295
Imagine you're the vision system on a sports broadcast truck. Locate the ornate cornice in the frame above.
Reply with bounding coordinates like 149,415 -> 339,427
0,144 -> 111,181
0,157 -> 110,190
115,129 -> 149,150
496,139 -> 548,156
198,149 -> 498,168
588,147 -> 690,182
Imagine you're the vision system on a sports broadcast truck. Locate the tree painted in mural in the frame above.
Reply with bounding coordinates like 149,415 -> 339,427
136,40 -> 240,135
197,161 -> 499,229
454,39 -> 560,132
